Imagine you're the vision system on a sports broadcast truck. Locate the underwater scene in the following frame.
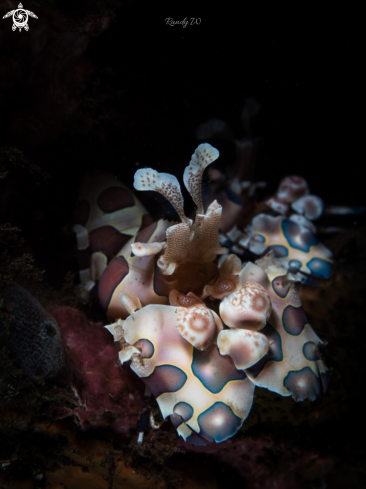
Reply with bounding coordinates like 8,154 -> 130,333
0,4 -> 364,489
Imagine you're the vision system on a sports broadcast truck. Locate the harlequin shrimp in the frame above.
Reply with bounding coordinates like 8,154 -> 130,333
74,143 -> 329,445
195,103 -> 364,283
235,176 -> 334,283
203,252 -> 329,401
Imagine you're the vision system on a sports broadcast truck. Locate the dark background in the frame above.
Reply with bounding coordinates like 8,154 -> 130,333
0,4 -> 365,488
1,3 -> 362,284
0,2 -> 363,282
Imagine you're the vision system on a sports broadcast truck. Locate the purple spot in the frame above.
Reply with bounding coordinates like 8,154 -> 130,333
282,219 -> 318,252
268,245 -> 289,258
283,367 -> 320,401
246,323 -> 283,378
282,305 -> 307,336
89,226 -> 131,258
98,256 -> 129,310
153,263 -> 171,298
143,365 -> 187,399
134,339 -> 154,359
288,259 -> 302,273
173,402 -> 193,422
192,344 -> 246,394
197,402 -> 242,443
254,233 -> 265,243
170,413 -> 184,429
303,341 -> 320,361
306,258 -> 332,279
272,275 -> 291,298
135,216 -> 156,243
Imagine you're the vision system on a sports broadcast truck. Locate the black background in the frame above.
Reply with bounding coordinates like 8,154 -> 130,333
0,3 -> 363,278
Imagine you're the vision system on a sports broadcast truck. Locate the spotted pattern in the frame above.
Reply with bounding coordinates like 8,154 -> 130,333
271,275 -> 291,298
268,245 -> 289,258
176,305 -> 216,350
247,215 -> 333,280
306,257 -> 332,279
144,364 -> 187,399
281,219 -> 318,252
283,367 -> 320,402
277,175 -> 308,203
203,274 -> 240,300
98,256 -> 129,311
170,413 -> 185,429
95,144 -> 226,317
219,282 -> 271,330
218,329 -> 269,370
89,226 -> 131,258
254,233 -> 265,243
79,152 -> 330,445
76,171 -> 147,236
265,196 -> 288,214
183,143 -> 220,213
282,305 -> 307,336
292,195 -> 323,220
288,259 -> 302,273
197,402 -> 242,443
241,257 -> 328,401
110,304 -> 255,444
134,338 -> 154,359
245,323 -> 283,378
134,168 -> 187,223
74,171 -> 149,307
192,344 -> 246,393
173,401 -> 194,422
302,341 -> 319,361
103,219 -> 170,319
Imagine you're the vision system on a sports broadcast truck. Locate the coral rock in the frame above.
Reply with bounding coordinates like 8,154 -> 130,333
0,283 -> 66,382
